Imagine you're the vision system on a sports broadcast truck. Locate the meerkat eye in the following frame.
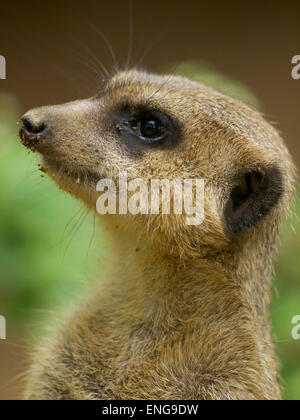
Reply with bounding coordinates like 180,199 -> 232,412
127,113 -> 167,142
115,108 -> 177,147
135,117 -> 166,140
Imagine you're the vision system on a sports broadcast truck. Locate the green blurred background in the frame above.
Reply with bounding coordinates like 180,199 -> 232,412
0,0 -> 299,400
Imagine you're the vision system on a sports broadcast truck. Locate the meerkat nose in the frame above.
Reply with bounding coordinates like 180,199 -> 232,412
19,114 -> 48,150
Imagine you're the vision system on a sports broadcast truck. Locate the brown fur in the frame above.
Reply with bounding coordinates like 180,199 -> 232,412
20,70 -> 296,400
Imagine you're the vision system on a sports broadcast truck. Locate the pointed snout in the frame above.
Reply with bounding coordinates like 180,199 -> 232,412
19,112 -> 48,151
19,99 -> 96,155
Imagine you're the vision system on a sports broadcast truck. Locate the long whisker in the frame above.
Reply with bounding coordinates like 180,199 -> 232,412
135,27 -> 169,69
135,42 -> 154,69
59,68 -> 97,97
126,0 -> 134,69
60,70 -> 89,97
144,66 -> 180,104
75,39 -> 110,77
86,210 -> 97,261
88,23 -> 119,71
70,49 -> 105,80
57,207 -> 86,250
61,208 -> 89,260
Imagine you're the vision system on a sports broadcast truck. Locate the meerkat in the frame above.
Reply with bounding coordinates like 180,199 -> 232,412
19,69 -> 295,400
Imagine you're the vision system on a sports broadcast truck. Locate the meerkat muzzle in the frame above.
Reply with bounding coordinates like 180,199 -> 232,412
19,114 -> 48,151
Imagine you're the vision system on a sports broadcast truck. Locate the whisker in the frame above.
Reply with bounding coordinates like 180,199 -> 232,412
135,26 -> 169,69
59,68 -> 95,97
0,369 -> 29,396
85,210 -> 97,262
87,22 -> 119,71
75,40 -> 110,77
144,68 -> 179,104
57,207 -> 86,250
126,0 -> 134,69
60,208 -> 89,260
135,42 -> 154,69
70,49 -> 105,80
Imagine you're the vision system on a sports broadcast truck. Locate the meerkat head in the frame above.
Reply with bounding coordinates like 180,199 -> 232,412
19,69 -> 295,257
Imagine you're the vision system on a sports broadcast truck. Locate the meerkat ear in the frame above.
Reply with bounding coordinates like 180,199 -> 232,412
224,166 -> 284,235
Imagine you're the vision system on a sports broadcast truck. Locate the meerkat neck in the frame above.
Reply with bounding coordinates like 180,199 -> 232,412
97,223 -> 280,399
103,221 -> 274,324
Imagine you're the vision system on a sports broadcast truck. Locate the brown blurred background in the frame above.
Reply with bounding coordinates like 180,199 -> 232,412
1,0 -> 300,164
0,0 -> 300,399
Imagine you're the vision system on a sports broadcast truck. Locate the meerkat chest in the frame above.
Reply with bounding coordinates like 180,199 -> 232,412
28,303 -> 281,400
43,314 -> 174,399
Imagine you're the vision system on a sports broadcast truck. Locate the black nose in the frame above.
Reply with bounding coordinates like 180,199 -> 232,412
19,114 -> 48,150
